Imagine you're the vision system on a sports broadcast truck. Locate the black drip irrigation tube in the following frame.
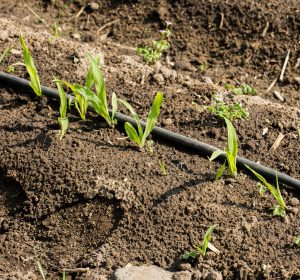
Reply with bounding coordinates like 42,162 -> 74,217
0,71 -> 300,190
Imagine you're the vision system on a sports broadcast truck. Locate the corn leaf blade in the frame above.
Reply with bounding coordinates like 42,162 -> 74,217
124,122 -> 141,146
141,92 -> 163,147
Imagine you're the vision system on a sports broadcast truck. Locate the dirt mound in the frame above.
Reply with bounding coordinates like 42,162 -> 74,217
0,1 -> 299,279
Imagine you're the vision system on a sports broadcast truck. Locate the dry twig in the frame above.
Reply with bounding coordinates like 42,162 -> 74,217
279,50 -> 290,82
269,132 -> 285,152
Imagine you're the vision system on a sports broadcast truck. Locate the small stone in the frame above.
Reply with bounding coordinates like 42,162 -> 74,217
114,265 -> 173,280
262,127 -> 268,136
0,30 -> 9,41
289,197 -> 300,206
294,77 -> 300,85
11,49 -> 21,55
72,33 -> 81,40
202,76 -> 214,85
204,270 -> 223,280
160,66 -> 177,79
89,2 -> 100,11
153,73 -> 165,84
172,271 -> 192,280
163,118 -> 173,126
178,263 -> 192,271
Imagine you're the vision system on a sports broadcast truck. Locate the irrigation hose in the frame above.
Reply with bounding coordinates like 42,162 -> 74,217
0,71 -> 300,190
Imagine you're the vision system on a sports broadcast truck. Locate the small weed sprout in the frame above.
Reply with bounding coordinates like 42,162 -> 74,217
137,21 -> 171,64
20,33 -> 42,97
224,83 -> 256,95
295,236 -> 300,246
206,96 -> 249,121
198,63 -> 208,73
35,257 -> 46,280
245,165 -> 286,216
181,225 -> 217,261
210,118 -> 238,180
54,79 -> 69,139
158,159 -> 167,175
119,92 -> 163,149
0,47 -> 11,64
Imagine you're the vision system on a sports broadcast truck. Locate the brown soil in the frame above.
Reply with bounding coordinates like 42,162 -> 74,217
0,0 -> 299,279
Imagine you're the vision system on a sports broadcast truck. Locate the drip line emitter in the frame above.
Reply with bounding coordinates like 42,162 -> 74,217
0,71 -> 299,190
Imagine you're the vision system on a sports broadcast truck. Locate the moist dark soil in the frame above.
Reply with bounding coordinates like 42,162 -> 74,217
0,0 -> 299,279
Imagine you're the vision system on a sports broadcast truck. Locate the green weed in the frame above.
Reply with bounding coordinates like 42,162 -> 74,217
198,63 -> 208,73
119,92 -> 163,149
295,236 -> 300,246
0,47 -> 11,64
181,225 -> 217,261
20,33 -> 42,97
54,79 -> 69,139
158,159 -> 167,175
137,21 -> 171,64
210,118 -> 238,180
224,83 -> 256,95
35,257 -> 46,280
206,100 -> 249,121
245,165 -> 286,217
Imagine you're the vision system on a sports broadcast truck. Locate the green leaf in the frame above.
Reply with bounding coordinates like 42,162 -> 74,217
226,151 -> 237,177
124,122 -> 141,146
35,257 -> 46,280
245,165 -> 286,214
0,47 -> 11,64
295,236 -> 300,246
20,32 -> 42,97
258,182 -> 267,196
87,53 -> 107,106
85,54 -> 100,89
209,149 -> 224,161
54,79 -> 67,118
111,92 -> 118,125
118,98 -> 143,138
194,224 -> 217,256
180,251 -> 197,260
58,117 -> 69,139
141,92 -> 163,147
215,161 -> 226,181
272,205 -> 286,217
224,117 -> 238,158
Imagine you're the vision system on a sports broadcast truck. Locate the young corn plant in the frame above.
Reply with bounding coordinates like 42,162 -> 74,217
118,92 -> 163,150
209,117 -> 238,180
59,53 -> 117,126
181,224 -> 217,261
20,33 -> 42,97
137,21 -> 171,64
54,80 -> 69,139
245,165 -> 287,217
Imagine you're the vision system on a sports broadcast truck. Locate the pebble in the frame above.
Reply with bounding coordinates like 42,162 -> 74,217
89,2 -> 100,11
0,30 -> 9,41
289,197 -> 299,206
204,271 -> 223,280
172,271 -> 192,280
178,263 -> 192,271
153,73 -> 165,84
72,33 -> 81,40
